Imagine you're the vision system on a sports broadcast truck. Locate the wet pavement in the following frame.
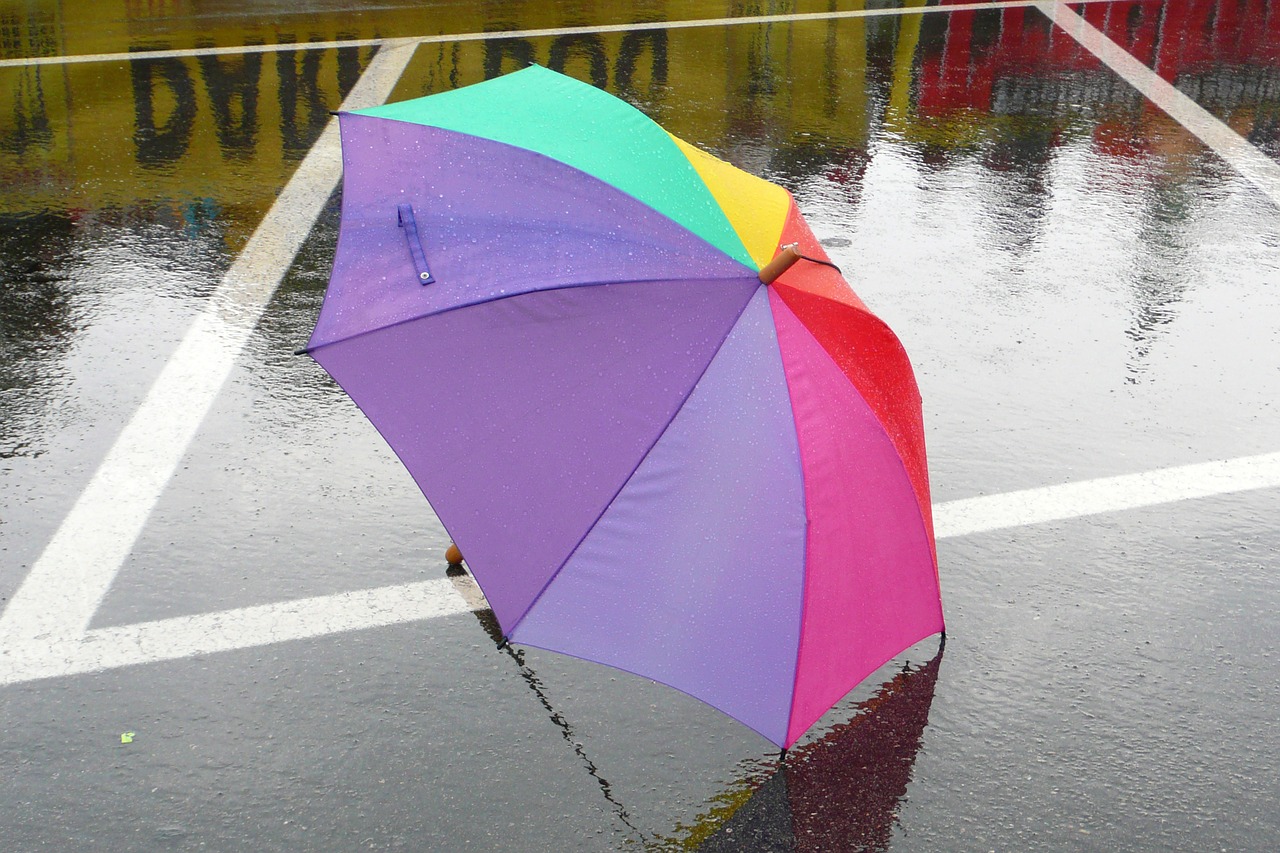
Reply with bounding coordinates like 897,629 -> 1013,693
2,0 -> 1279,849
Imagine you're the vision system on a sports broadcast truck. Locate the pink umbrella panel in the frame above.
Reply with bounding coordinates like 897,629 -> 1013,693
305,66 -> 944,750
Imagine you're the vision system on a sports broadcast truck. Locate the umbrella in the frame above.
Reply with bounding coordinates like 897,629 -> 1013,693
303,65 -> 944,750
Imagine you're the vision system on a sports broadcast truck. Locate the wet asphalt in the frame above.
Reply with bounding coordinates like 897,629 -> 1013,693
2,0 -> 1279,850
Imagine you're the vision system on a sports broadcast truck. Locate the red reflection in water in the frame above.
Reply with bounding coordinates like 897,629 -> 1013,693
786,651 -> 943,852
698,649 -> 943,852
905,0 -> 1280,162
921,0 -> 1280,106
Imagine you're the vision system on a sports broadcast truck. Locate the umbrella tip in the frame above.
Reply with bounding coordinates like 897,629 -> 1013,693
293,346 -> 310,356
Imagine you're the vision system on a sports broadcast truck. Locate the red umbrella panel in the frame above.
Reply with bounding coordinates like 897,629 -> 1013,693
305,65 -> 944,749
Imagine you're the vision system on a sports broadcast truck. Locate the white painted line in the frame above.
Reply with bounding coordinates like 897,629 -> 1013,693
0,578 -> 475,686
934,451 -> 1280,539
1039,0 -> 1280,208
447,569 -> 492,613
0,453 -> 1276,686
0,36 -> 388,68
0,0 -> 1123,69
0,38 -> 421,647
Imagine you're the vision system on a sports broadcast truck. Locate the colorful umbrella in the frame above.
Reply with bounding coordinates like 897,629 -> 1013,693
303,65 -> 944,750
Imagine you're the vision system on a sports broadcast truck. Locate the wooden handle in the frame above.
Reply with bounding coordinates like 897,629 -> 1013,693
758,244 -> 802,284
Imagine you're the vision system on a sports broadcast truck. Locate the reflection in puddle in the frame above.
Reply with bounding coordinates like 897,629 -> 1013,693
0,209 -> 76,459
657,645 -> 944,851
4,0 -> 1278,212
448,567 -> 647,846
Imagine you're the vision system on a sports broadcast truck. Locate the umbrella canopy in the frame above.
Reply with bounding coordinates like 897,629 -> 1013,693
305,65 -> 943,750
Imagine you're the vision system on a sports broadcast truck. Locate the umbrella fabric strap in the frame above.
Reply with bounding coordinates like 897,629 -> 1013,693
397,204 -> 435,285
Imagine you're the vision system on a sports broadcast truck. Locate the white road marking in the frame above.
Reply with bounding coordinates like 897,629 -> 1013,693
0,38 -> 421,647
1,453 -> 1276,685
933,452 -> 1280,539
1039,0 -> 1280,208
0,0 -> 1122,69
0,579 -> 474,686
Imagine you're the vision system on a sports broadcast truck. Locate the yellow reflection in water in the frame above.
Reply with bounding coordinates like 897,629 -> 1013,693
2,0 -> 1277,227
0,0 -> 888,224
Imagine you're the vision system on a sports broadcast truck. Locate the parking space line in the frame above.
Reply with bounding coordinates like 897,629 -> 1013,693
1039,0 -> 1280,208
934,452 -> 1280,538
1,453 -> 1275,686
0,0 -> 1122,69
0,38 -> 420,647
0,578 -> 475,686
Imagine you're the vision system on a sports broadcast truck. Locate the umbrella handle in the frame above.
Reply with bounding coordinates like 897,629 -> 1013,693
396,204 -> 435,285
758,243 -> 802,284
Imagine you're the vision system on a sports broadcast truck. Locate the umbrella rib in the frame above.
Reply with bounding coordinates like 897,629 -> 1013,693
301,274 -> 754,354
504,283 -> 764,638
769,292 -> 813,750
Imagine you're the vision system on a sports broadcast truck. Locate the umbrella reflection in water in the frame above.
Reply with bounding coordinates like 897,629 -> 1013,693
670,644 -> 945,852
446,567 -> 645,842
